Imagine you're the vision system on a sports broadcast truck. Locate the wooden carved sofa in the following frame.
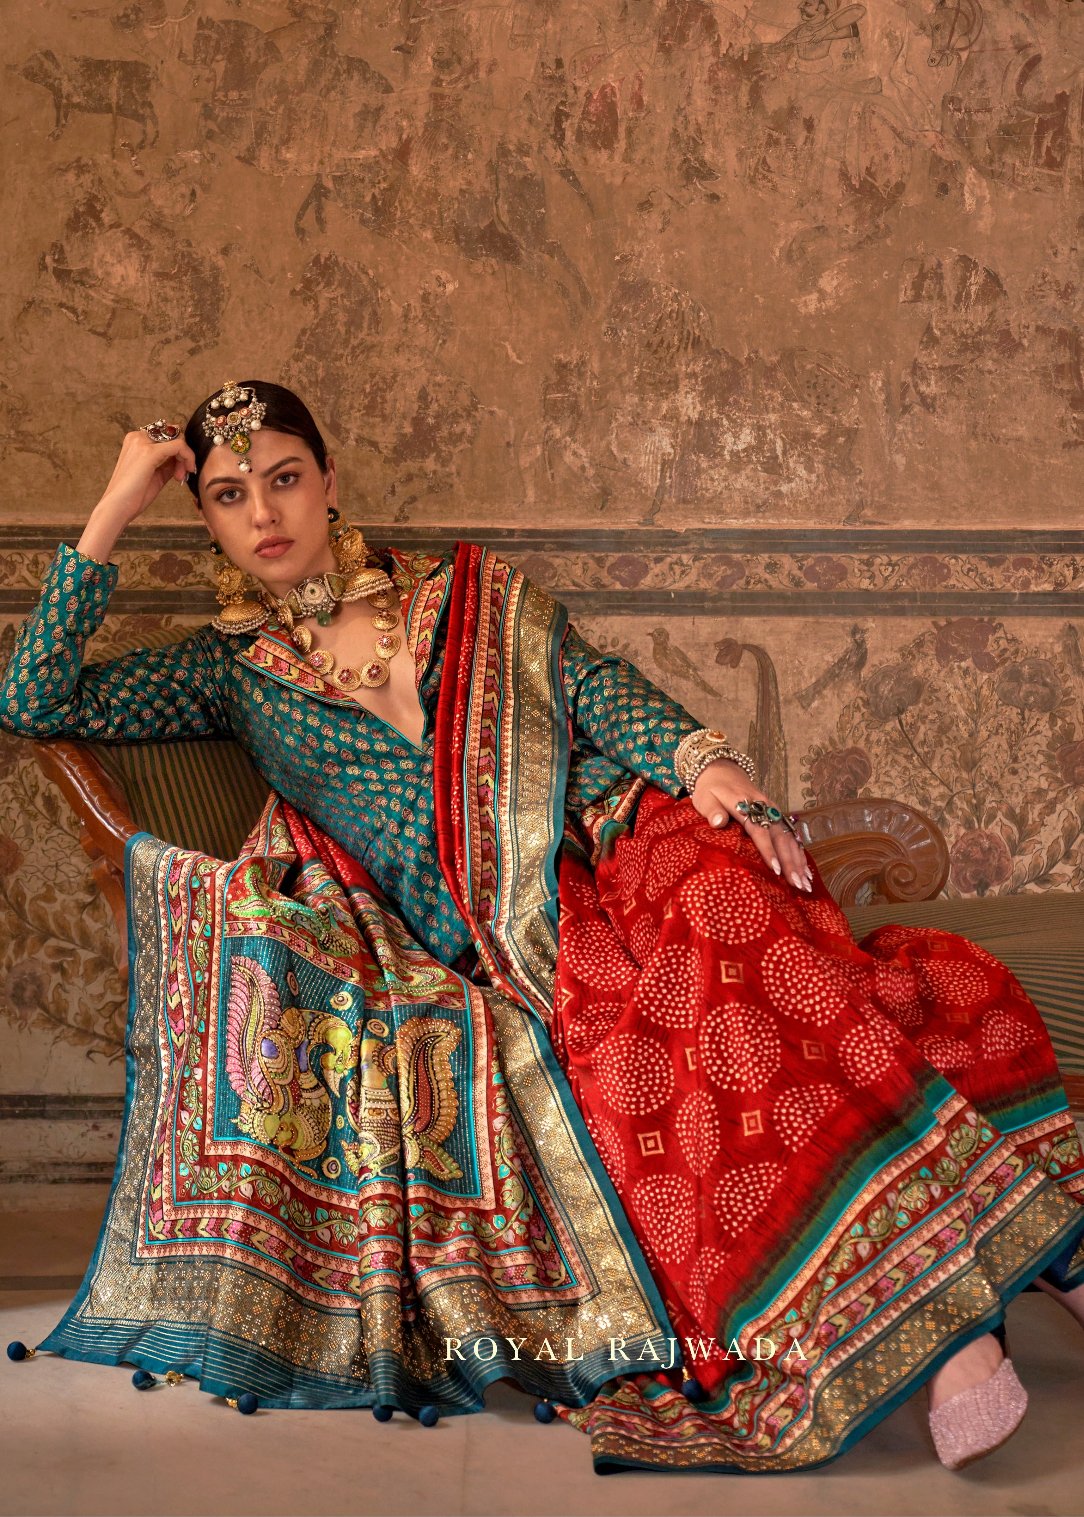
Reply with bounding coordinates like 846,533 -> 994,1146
31,733 -> 1084,1117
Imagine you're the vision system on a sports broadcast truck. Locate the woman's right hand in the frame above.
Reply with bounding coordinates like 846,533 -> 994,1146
96,426 -> 198,525
78,426 -> 198,563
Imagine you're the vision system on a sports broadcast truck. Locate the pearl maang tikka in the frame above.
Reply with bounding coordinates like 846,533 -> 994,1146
201,379 -> 267,473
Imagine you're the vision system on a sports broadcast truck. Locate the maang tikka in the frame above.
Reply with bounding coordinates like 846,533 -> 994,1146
201,379 -> 265,471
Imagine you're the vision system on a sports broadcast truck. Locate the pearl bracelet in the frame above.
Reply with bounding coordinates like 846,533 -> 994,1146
674,727 -> 757,792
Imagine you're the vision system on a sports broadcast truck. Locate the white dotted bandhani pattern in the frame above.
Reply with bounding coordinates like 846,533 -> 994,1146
615,837 -> 651,901
699,1002 -> 782,1092
628,914 -> 660,964
965,940 -> 1013,972
677,869 -> 772,944
773,1083 -> 844,1148
713,1161 -> 786,1235
981,1009 -> 1039,1059
593,1031 -> 675,1116
918,958 -> 990,1008
631,1174 -> 696,1263
800,898 -> 851,938
644,835 -> 701,901
676,1091 -> 721,1176
762,939 -> 851,1025
869,925 -> 944,954
687,1246 -> 727,1318
840,1023 -> 898,1086
917,1034 -> 976,1074
562,878 -> 601,914
588,1116 -> 627,1188
632,943 -> 704,1030
641,805 -> 698,843
564,1000 -> 623,1058
873,962 -> 924,1027
561,922 -> 637,992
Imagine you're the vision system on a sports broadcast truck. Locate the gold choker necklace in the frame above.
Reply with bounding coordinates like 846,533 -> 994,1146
265,567 -> 403,691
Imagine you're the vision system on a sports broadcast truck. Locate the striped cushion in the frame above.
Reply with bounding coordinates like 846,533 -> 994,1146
87,622 -> 271,858
844,895 -> 1084,1105
96,739 -> 270,859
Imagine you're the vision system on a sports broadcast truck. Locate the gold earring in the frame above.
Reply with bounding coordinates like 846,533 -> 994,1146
327,508 -> 382,587
209,551 -> 268,634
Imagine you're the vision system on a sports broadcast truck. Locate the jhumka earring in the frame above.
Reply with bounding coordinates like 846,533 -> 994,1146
208,537 -> 268,634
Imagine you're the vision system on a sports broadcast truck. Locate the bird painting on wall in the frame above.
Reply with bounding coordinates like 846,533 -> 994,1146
649,626 -> 723,700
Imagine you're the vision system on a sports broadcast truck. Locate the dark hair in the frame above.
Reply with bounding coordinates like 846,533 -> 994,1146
184,380 -> 328,500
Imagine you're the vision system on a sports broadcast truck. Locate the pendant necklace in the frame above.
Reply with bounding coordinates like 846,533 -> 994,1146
268,569 -> 402,691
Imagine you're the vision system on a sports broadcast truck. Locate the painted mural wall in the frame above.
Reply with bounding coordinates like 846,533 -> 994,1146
1,0 -> 1081,1199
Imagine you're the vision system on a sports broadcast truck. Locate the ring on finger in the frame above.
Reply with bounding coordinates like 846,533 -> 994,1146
140,419 -> 180,443
779,813 -> 804,845
735,798 -> 783,829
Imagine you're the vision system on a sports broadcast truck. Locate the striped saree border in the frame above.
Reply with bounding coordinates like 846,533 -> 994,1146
433,543 -> 569,1020
570,1083 -> 1084,1472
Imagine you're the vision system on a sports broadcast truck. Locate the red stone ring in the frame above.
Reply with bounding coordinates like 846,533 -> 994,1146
140,419 -> 180,443
783,812 -> 804,845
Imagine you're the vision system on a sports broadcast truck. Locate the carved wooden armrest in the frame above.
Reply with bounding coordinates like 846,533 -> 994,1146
796,797 -> 949,907
30,739 -> 136,983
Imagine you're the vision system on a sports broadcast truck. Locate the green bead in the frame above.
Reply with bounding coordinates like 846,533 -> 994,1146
316,612 -> 332,627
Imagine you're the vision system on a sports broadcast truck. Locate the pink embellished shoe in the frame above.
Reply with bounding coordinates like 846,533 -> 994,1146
928,1357 -> 1028,1470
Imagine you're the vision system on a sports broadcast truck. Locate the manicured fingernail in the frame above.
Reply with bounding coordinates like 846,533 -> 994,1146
712,814 -> 723,827
791,871 -> 803,889
804,880 -> 813,892
771,859 -> 781,875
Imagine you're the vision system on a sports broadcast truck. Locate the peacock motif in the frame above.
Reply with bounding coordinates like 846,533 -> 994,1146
224,955 -> 354,1164
342,1015 -> 463,1182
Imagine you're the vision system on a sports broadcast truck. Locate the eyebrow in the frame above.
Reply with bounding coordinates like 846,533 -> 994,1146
203,456 -> 305,489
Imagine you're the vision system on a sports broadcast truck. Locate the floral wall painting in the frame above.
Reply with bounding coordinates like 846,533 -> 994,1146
804,620 -> 1084,897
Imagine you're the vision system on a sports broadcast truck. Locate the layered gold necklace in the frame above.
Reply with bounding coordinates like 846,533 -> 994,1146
211,514 -> 404,690
271,570 -> 402,691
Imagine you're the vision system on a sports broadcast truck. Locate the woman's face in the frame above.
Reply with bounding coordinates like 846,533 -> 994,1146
196,427 -> 339,597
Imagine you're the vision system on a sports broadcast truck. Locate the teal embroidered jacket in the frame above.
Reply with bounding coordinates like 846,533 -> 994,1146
1,543 -> 701,962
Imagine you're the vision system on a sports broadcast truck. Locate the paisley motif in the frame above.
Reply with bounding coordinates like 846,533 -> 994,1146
397,1017 -> 463,1181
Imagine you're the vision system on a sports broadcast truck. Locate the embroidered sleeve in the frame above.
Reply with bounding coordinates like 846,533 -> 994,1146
560,624 -> 700,796
0,542 -> 231,742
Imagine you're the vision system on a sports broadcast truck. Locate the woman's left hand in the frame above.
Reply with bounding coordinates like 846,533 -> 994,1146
690,759 -> 813,892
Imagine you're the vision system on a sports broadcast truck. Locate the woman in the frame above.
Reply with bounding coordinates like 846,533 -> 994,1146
2,379 -> 1082,1474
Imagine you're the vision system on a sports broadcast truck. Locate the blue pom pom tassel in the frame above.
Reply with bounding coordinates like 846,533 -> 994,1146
533,1400 -> 556,1423
681,1376 -> 705,1403
6,1341 -> 30,1362
236,1392 -> 259,1415
132,1369 -> 156,1389
418,1404 -> 439,1427
372,1405 -> 394,1423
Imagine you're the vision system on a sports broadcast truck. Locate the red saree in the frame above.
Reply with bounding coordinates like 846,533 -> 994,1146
434,542 -> 1084,1473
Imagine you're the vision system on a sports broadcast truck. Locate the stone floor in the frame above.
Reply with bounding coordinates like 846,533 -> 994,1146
1,1208 -> 1082,1517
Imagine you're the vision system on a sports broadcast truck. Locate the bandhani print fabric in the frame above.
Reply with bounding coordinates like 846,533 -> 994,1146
550,788 -> 1084,1471
19,536 -> 1084,1474
39,796 -> 671,1411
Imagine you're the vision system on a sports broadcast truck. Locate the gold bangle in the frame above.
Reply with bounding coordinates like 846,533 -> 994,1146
674,728 -> 757,791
